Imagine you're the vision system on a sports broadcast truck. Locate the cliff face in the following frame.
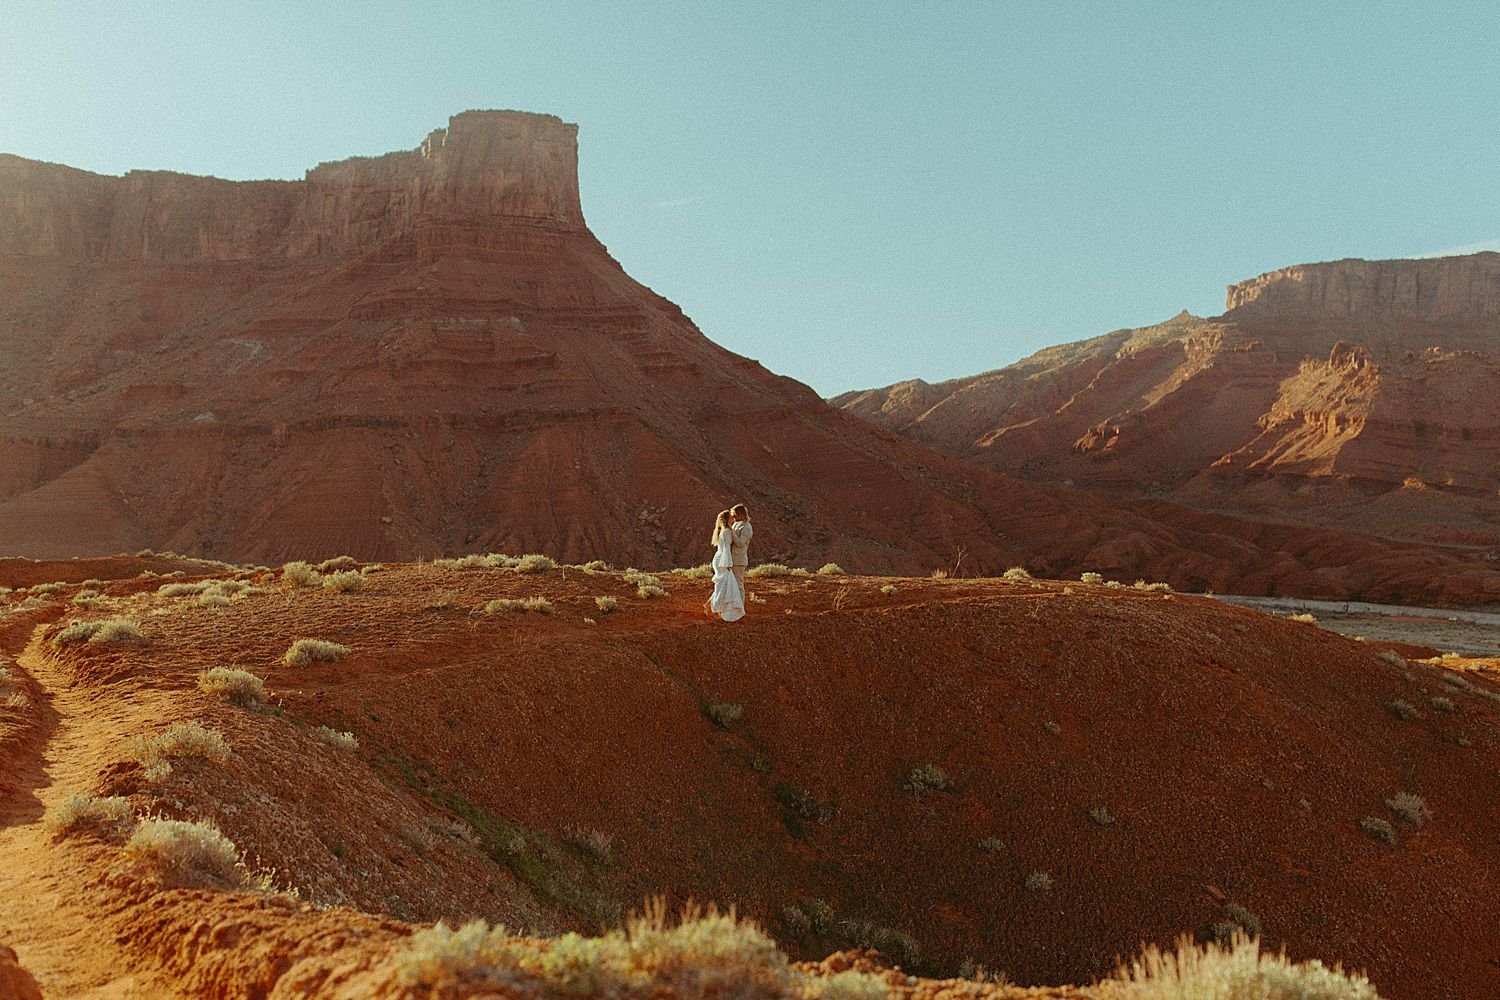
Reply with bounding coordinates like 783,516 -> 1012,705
839,253 -> 1500,554
1225,252 -> 1500,322
0,111 -> 584,263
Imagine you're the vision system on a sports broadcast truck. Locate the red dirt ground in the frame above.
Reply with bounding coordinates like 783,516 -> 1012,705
1,556 -> 1494,998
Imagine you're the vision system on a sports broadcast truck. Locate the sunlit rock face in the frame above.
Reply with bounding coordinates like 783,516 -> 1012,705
837,254 -> 1500,552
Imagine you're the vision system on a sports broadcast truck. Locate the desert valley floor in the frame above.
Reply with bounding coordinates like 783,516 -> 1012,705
1,553 -> 1495,998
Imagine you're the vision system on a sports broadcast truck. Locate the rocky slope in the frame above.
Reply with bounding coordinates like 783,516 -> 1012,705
3,558 -> 1482,996
6,116 -> 1500,604
836,254 -> 1500,552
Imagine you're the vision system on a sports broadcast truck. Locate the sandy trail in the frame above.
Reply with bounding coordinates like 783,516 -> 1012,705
0,620 -> 170,999
1214,593 -> 1500,654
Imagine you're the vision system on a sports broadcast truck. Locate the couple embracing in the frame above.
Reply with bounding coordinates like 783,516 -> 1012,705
704,504 -> 751,623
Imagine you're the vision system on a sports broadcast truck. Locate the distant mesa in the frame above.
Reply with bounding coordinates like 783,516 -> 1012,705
837,251 -> 1500,569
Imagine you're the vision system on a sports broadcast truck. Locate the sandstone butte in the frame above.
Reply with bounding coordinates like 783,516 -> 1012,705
3,110 -> 1500,605
836,252 -> 1500,569
2,554 -> 1495,998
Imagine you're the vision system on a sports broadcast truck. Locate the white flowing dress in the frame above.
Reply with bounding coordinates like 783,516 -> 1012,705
709,530 -> 745,622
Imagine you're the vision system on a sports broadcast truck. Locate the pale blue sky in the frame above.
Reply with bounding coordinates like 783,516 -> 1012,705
2,2 -> 1497,395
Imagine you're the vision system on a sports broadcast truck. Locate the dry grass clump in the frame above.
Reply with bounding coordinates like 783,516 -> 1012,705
1359,817 -> 1396,844
485,597 -> 554,615
317,555 -> 358,572
1133,580 -> 1173,593
157,581 -> 211,598
746,564 -> 809,579
198,668 -> 267,707
282,561 -> 322,587
1376,649 -> 1406,668
816,563 -> 846,576
1088,805 -> 1116,826
594,596 -> 618,613
976,836 -> 1004,853
1385,699 -> 1418,720
1106,930 -> 1376,998
1080,571 -> 1104,584
670,564 -> 714,579
434,553 -> 514,571
31,582 -> 65,595
903,763 -> 953,796
315,725 -> 358,751
879,584 -> 898,595
1024,871 -> 1053,893
122,817 -> 252,888
637,584 -> 668,599
705,702 -> 743,728
562,825 -> 616,863
51,618 -> 143,647
1288,612 -> 1318,624
577,560 -> 611,574
322,570 -> 366,593
1428,695 -> 1455,712
1385,792 -> 1429,827
1002,566 -> 1032,581
284,639 -> 352,666
395,901 -> 792,994
130,720 -> 230,781
514,553 -> 557,574
45,793 -> 133,838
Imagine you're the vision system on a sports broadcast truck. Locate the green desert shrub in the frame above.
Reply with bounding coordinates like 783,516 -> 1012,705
1106,930 -> 1377,998
1080,571 -> 1104,584
317,555 -> 358,572
129,720 -> 230,781
816,563 -> 846,576
485,597 -> 553,615
637,584 -> 668,599
1002,567 -> 1032,581
197,593 -> 232,609
1134,580 -> 1173,592
670,564 -> 714,579
514,553 -> 557,574
45,793 -> 133,838
197,668 -> 267,707
282,561 -> 322,587
31,582 -> 65,595
315,725 -> 358,751
594,596 -> 618,613
122,817 -> 251,888
577,560 -> 611,574
321,570 -> 366,593
284,639 -> 351,666
879,584 -> 898,595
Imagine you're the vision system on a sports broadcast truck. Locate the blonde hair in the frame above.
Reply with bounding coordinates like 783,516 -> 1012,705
711,510 -> 731,546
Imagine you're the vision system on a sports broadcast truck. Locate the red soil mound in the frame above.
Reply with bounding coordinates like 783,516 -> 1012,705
837,253 -> 1500,555
0,558 -> 1492,996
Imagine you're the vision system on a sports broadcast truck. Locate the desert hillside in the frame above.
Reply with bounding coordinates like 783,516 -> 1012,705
8,117 -> 1500,608
1,554 -> 1492,997
836,253 -> 1500,551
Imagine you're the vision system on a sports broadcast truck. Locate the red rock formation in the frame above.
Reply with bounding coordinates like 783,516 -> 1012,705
839,254 -> 1500,556
3,119 -> 1499,602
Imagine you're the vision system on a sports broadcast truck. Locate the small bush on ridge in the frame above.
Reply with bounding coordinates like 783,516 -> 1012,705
282,562 -> 321,587
122,817 -> 251,888
198,668 -> 267,707
315,725 -> 358,751
45,793 -> 133,838
594,596 -> 618,613
284,639 -> 351,666
485,597 -> 553,615
322,570 -> 366,593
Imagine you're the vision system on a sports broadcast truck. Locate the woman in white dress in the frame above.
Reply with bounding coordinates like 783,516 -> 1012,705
705,509 -> 745,622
